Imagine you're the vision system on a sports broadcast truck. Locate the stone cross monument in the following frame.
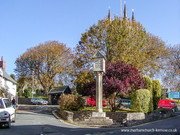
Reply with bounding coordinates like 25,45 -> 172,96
79,51 -> 113,126
93,51 -> 105,116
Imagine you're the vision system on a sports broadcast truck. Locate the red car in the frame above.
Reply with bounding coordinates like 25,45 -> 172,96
158,99 -> 178,112
87,97 -> 107,106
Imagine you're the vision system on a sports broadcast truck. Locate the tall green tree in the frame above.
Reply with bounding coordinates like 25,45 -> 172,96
143,76 -> 153,112
74,16 -> 169,77
152,80 -> 162,110
75,71 -> 94,95
15,41 -> 73,93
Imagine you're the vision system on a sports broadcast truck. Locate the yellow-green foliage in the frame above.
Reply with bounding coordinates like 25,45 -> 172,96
152,80 -> 162,110
74,17 -> 169,77
144,76 -> 153,112
130,89 -> 151,113
59,94 -> 85,111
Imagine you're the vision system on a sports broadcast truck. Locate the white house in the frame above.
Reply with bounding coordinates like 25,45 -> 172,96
0,57 -> 17,99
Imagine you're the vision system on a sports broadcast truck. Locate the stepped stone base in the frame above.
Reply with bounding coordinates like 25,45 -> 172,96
84,117 -> 113,125
92,112 -> 106,117
78,112 -> 113,126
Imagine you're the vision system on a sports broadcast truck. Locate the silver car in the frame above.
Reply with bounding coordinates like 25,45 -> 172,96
30,98 -> 48,105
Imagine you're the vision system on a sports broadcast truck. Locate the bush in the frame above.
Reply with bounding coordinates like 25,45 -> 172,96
36,89 -> 45,96
144,76 -> 153,112
23,88 -> 32,98
152,80 -> 162,110
18,90 -> 24,97
130,89 -> 151,113
59,94 -> 85,111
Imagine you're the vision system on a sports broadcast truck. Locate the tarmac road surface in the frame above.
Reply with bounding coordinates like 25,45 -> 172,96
0,110 -> 179,135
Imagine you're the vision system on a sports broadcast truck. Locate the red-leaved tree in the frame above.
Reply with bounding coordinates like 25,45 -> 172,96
104,62 -> 146,111
81,61 -> 146,111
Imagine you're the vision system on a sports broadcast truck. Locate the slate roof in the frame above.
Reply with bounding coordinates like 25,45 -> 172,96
48,86 -> 70,95
93,51 -> 105,59
2,70 -> 17,84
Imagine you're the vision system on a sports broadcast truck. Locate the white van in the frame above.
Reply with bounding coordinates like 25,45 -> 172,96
0,97 -> 16,128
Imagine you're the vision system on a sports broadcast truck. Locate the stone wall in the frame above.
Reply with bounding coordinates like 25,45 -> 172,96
58,110 -> 92,122
57,109 -> 174,126
18,105 -> 58,112
18,98 -> 31,104
106,112 -> 127,124
126,110 -> 174,126
73,111 -> 92,121
58,110 -> 73,122
18,98 -> 48,104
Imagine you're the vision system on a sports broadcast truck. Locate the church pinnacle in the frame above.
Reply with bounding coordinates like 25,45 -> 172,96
124,1 -> 127,18
132,9 -> 135,21
108,6 -> 112,22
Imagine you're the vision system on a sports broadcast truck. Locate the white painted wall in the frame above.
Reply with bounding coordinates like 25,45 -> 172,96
0,68 -> 17,99
0,68 -> 2,90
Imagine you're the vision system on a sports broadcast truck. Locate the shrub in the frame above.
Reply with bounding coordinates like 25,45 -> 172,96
59,94 -> 85,111
23,88 -> 32,98
18,90 -> 24,97
144,76 -> 153,112
152,80 -> 162,110
130,89 -> 151,113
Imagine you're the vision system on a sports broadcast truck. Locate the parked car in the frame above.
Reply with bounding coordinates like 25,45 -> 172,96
117,99 -> 131,108
158,99 -> 178,112
31,98 -> 48,105
0,97 -> 16,128
86,97 -> 107,106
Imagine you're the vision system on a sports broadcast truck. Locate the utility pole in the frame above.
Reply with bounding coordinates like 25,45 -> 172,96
32,71 -> 34,99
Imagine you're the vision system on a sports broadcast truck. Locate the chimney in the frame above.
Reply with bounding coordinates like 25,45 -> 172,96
0,56 -> 6,71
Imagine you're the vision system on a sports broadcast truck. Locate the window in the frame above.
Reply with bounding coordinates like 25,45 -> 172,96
0,99 -> 4,109
3,99 -> 11,108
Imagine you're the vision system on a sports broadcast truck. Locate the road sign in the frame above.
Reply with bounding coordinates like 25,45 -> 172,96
168,91 -> 180,99
32,91 -> 36,94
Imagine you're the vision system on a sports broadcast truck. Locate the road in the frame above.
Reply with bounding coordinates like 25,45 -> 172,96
0,110 -> 180,135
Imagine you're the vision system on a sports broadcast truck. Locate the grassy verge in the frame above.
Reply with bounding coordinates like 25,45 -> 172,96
166,98 -> 180,105
18,95 -> 48,99
82,106 -> 135,112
